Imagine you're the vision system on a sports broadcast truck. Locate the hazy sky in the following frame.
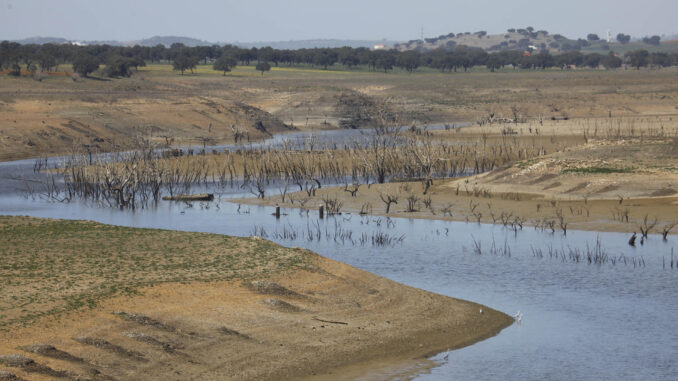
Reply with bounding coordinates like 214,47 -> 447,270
1,0 -> 676,42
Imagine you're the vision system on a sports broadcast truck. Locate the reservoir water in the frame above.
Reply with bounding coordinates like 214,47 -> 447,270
1,129 -> 676,380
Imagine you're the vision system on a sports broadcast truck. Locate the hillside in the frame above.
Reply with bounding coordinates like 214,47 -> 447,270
394,29 -> 678,54
133,35 -> 213,47
9,36 -> 399,49
234,39 -> 400,49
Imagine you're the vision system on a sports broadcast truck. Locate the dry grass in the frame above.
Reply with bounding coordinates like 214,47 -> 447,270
0,216 -> 312,330
2,66 -> 678,161
0,216 -> 513,381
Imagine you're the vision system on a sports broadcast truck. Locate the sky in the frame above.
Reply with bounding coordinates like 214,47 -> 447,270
1,0 -> 676,42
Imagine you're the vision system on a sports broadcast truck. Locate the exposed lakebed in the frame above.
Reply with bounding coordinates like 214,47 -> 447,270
1,127 -> 676,380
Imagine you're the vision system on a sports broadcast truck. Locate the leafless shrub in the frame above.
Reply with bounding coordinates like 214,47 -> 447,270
379,192 -> 399,214
639,215 -> 658,238
406,193 -> 420,212
321,195 -> 343,215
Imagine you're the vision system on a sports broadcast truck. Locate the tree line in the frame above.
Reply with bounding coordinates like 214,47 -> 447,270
1,40 -> 677,78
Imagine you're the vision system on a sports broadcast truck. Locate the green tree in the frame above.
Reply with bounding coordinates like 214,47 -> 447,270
38,52 -> 57,72
396,51 -> 420,72
587,33 -> 600,41
213,55 -> 237,75
313,50 -> 337,69
616,33 -> 631,44
72,54 -> 100,77
601,52 -> 622,69
584,53 -> 602,68
375,55 -> 395,73
255,61 -> 271,75
626,50 -> 649,69
486,54 -> 503,72
649,52 -> 671,67
129,56 -> 146,71
103,56 -> 133,77
642,35 -> 661,46
173,54 -> 198,75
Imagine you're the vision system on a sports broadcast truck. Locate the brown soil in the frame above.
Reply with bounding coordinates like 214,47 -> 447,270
234,136 -> 678,235
0,258 -> 511,381
3,66 -> 678,162
0,217 -> 512,380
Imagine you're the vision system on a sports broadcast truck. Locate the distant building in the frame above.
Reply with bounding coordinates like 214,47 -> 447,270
373,44 -> 387,50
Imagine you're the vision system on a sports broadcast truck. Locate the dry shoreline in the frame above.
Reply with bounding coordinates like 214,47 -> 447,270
0,217 -> 513,380
231,177 -> 678,236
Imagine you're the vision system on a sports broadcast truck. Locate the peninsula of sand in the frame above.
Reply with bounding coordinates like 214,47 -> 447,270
0,216 -> 512,380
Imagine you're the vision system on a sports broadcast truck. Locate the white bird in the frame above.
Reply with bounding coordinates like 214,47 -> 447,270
513,310 -> 523,324
443,349 -> 450,361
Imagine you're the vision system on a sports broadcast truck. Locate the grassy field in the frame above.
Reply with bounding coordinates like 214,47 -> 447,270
0,216 -> 311,330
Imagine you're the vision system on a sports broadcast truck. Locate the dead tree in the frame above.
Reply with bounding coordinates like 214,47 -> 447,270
379,192 -> 399,214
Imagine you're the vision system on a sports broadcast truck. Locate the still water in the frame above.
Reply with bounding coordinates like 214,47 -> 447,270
1,138 -> 676,380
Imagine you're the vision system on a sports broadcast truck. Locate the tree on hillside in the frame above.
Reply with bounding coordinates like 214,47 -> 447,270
616,33 -> 631,44
642,35 -> 661,46
255,61 -> 271,75
587,34 -> 600,41
72,53 -> 100,77
173,54 -> 198,75
213,55 -> 237,75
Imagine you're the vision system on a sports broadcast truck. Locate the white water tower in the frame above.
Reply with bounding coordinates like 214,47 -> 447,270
607,30 -> 611,43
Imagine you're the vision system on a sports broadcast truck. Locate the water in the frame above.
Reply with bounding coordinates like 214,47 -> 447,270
197,122 -> 464,152
1,144 -> 677,380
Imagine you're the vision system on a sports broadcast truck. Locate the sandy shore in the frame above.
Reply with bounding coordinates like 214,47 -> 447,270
0,217 -> 512,380
233,138 -> 678,236
233,180 -> 678,236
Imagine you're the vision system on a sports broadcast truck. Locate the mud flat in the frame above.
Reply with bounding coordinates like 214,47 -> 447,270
0,216 -> 512,380
234,129 -> 678,235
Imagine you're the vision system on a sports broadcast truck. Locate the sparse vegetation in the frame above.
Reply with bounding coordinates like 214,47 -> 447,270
0,216 -> 313,330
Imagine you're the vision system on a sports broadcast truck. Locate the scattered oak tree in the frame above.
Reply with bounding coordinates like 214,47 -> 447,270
72,54 -> 100,77
173,54 -> 198,75
616,33 -> 631,44
255,61 -> 271,75
213,55 -> 237,75
642,35 -> 661,46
